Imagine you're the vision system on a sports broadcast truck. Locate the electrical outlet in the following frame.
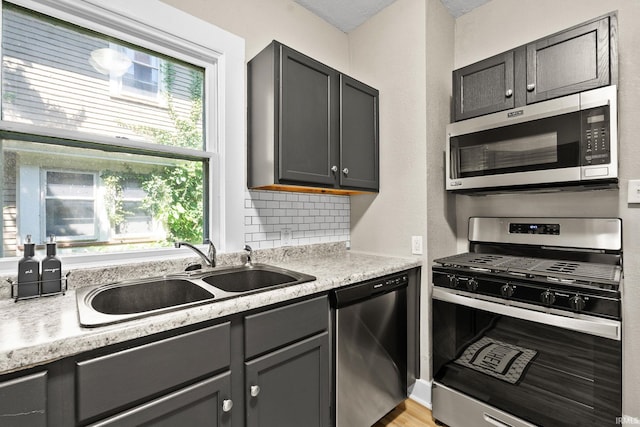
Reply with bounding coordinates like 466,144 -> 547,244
628,180 -> 640,204
411,236 -> 423,255
281,228 -> 292,246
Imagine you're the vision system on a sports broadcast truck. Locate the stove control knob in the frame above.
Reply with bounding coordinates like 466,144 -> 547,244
501,284 -> 514,298
569,295 -> 586,311
447,275 -> 458,288
541,290 -> 556,305
466,278 -> 479,292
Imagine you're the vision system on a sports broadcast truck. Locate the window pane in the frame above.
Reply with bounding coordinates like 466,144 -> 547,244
46,199 -> 95,238
1,3 -> 205,150
46,171 -> 94,198
1,139 -> 205,257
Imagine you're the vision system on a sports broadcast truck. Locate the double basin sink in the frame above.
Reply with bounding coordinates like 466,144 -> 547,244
76,264 -> 316,327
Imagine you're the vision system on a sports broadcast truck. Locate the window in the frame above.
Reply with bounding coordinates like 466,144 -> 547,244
0,0 -> 249,263
110,45 -> 164,103
44,171 -> 97,240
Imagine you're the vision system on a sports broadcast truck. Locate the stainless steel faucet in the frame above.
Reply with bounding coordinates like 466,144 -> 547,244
244,244 -> 254,266
174,240 -> 216,268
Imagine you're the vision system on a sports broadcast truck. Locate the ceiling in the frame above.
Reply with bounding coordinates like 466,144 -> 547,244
294,0 -> 490,32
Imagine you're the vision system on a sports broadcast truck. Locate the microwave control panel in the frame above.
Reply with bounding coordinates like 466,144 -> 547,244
581,105 -> 610,166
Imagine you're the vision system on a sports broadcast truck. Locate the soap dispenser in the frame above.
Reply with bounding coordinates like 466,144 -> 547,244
17,235 -> 40,298
41,234 -> 62,295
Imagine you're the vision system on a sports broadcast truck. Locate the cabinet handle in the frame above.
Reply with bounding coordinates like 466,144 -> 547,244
250,385 -> 261,397
505,89 -> 513,98
222,399 -> 233,412
527,83 -> 535,92
331,165 -> 338,173
342,168 -> 349,175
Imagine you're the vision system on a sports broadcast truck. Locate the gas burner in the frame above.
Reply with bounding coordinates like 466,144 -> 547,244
433,217 -> 623,320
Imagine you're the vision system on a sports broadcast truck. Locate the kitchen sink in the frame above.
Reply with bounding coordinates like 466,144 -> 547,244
76,264 -> 316,327
89,279 -> 214,315
77,278 -> 216,327
198,264 -> 316,292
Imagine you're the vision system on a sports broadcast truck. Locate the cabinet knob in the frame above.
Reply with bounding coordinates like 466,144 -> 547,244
505,89 -> 513,98
222,399 -> 233,412
331,165 -> 338,173
342,167 -> 349,175
527,83 -> 536,92
250,385 -> 261,397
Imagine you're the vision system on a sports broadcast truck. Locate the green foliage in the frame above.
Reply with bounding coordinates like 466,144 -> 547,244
141,161 -> 204,243
112,61 -> 205,244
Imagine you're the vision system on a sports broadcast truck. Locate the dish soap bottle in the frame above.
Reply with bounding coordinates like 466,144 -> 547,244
17,234 -> 40,298
41,235 -> 62,295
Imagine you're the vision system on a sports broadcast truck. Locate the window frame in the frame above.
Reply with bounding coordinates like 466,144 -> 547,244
0,0 -> 246,272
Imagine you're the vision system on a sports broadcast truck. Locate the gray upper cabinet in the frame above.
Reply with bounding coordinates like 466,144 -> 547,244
248,41 -> 379,193
340,75 -> 379,190
453,51 -> 516,121
452,13 -> 616,122
278,46 -> 338,186
525,16 -> 612,103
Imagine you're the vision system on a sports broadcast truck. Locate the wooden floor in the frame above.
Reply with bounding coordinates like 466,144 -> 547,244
373,399 -> 440,427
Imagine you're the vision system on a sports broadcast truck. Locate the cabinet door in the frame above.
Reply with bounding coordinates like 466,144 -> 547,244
0,371 -> 47,427
453,51 -> 515,121
279,46 -> 339,186
526,16 -> 610,104
89,372 -> 232,427
340,75 -> 379,191
245,332 -> 330,427
76,322 -> 230,422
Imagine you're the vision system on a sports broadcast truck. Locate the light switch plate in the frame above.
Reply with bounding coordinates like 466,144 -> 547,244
628,180 -> 640,204
281,228 -> 292,246
411,236 -> 423,255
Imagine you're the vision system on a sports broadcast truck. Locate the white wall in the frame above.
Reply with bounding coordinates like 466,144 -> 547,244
160,0 -> 349,74
454,0 -> 640,417
348,0 -> 428,377
348,0 -> 455,382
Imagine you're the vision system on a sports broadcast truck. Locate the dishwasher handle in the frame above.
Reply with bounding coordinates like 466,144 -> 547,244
331,273 -> 408,308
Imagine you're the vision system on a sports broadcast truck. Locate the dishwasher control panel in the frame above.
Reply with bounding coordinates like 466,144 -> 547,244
331,272 -> 409,308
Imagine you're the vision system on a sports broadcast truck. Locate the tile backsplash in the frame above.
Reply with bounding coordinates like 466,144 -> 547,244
244,190 -> 350,249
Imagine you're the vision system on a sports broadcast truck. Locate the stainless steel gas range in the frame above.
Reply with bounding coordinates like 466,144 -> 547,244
432,217 -> 622,427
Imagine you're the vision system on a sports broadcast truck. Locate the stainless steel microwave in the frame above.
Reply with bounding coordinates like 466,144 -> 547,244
446,85 -> 618,193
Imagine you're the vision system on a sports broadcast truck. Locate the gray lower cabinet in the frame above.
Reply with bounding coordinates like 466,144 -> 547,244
243,296 -> 330,427
76,322 -> 232,426
245,333 -> 329,427
0,294 -> 333,427
452,13 -> 616,121
89,373 -> 231,427
0,371 -> 47,427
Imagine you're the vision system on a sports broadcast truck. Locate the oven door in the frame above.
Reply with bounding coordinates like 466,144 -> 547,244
432,288 -> 621,427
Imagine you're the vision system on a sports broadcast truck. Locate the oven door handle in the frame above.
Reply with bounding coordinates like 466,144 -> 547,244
432,287 -> 621,341
483,413 -> 515,427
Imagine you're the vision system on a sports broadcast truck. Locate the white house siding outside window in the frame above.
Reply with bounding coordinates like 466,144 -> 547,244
0,0 -> 219,259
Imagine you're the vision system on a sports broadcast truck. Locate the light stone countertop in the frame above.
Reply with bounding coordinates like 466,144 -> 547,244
0,246 -> 421,375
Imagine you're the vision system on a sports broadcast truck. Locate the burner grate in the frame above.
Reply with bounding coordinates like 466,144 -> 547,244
434,253 -> 621,285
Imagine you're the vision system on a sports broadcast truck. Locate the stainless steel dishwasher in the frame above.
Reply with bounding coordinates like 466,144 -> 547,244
331,272 -> 408,427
